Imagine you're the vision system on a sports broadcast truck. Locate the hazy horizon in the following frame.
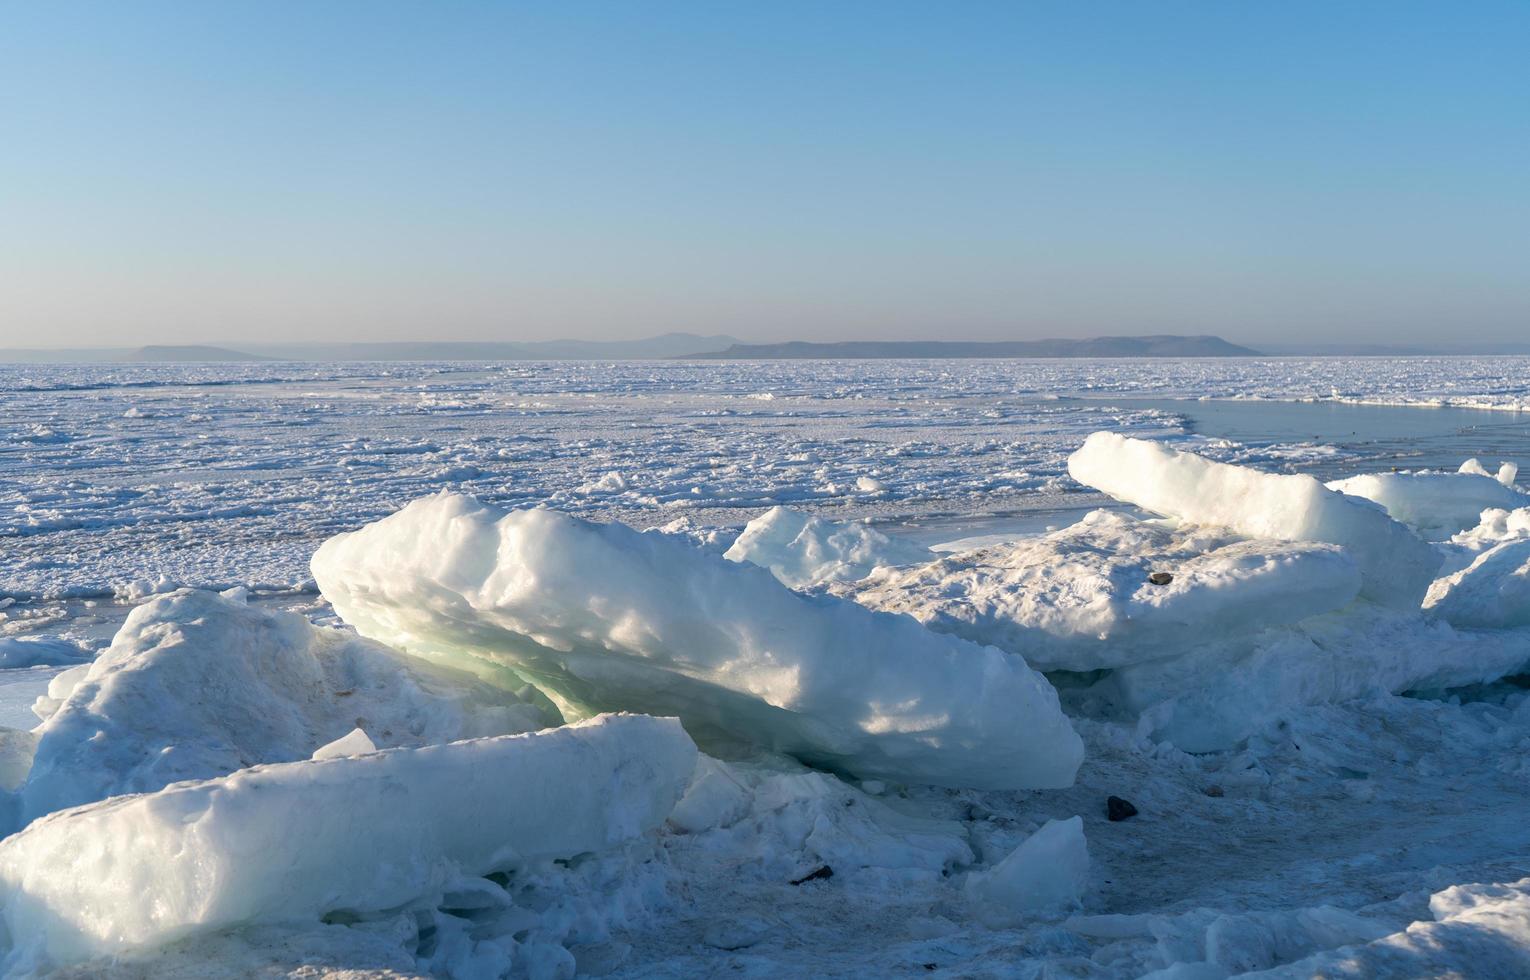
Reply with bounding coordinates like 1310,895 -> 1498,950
3,2 -> 1528,349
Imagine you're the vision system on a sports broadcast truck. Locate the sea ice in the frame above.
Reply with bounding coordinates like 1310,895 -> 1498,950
16,589 -> 552,826
1328,468 -> 1530,538
0,714 -> 696,971
1452,506 -> 1530,549
1068,432 -> 1441,607
1113,603 -> 1530,751
0,637 -> 91,671
1425,539 -> 1530,630
723,505 -> 931,588
312,493 -> 1083,790
840,510 -> 1360,671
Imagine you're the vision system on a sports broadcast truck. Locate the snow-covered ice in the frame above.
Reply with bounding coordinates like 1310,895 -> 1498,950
840,510 -> 1361,671
15,589 -> 551,828
1426,539 -> 1530,630
1328,468 -> 1530,538
312,493 -> 1083,790
723,505 -> 930,588
1068,431 -> 1441,607
0,714 -> 696,972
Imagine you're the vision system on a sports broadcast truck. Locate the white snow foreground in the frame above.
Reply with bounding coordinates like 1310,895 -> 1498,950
723,505 -> 931,589
14,589 -> 553,828
840,510 -> 1361,672
0,714 -> 696,972
1068,432 -> 1441,607
312,493 -> 1084,790
1327,468 -> 1530,539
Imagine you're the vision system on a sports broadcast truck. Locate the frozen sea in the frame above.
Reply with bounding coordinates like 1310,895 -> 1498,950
6,356 -> 1530,609
6,355 -> 1530,978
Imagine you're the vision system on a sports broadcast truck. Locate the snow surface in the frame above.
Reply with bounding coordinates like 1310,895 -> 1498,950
312,494 -> 1083,790
723,505 -> 930,588
1068,431 -> 1441,607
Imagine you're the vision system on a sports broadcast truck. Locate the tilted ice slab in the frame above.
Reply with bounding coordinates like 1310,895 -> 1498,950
17,589 -> 552,827
1068,432 -> 1441,608
724,506 -> 931,589
0,637 -> 90,670
965,816 -> 1089,924
839,510 -> 1361,672
1327,468 -> 1530,540
0,714 -> 696,971
1425,539 -> 1530,630
312,494 -> 1083,790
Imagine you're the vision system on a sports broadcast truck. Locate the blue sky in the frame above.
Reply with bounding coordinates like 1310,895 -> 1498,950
2,1 -> 1527,347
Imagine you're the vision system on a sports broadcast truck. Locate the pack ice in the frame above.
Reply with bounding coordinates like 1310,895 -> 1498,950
311,493 -> 1083,790
840,509 -> 1361,672
1068,431 -> 1442,607
1329,461 -> 1529,538
0,714 -> 696,970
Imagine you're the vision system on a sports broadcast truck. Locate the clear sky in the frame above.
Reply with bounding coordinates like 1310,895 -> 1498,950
2,1 -> 1528,348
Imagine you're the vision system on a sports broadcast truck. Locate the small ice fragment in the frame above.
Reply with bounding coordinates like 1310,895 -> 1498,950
311,727 -> 376,760
965,816 -> 1089,923
1459,458 -> 1492,477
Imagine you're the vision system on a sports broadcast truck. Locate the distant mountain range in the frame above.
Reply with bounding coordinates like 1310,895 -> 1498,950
685,335 -> 1260,359
9,333 -> 1530,363
0,333 -> 740,363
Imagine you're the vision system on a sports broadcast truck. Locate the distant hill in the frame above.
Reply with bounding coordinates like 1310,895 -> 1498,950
685,335 -> 1260,359
240,333 -> 740,361
130,345 -> 272,362
0,333 -> 740,364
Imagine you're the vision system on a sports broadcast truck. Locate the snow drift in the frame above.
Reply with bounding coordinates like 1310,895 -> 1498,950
0,714 -> 696,971
841,510 -> 1360,672
312,494 -> 1083,790
1068,432 -> 1440,608
18,589 -> 552,826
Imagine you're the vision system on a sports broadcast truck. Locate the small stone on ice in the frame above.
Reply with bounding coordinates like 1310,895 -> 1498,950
790,865 -> 834,885
1147,571 -> 1173,585
1106,796 -> 1138,821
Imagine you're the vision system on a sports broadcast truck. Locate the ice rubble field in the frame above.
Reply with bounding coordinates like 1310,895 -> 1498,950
4,359 -> 1530,977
